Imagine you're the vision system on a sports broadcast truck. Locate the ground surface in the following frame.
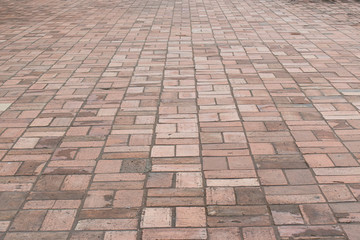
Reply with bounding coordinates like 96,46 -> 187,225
0,0 -> 360,239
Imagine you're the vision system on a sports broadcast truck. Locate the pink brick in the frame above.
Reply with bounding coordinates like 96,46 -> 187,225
41,210 -> 76,231
176,207 -> 206,227
151,146 -> 175,157
141,208 -> 172,228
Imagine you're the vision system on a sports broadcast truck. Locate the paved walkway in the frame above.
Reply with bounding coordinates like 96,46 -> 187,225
1,0 -> 360,239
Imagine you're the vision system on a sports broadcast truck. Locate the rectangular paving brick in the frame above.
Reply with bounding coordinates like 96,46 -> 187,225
142,228 -> 207,240
141,208 -> 172,228
75,219 -> 138,231
0,0 -> 360,237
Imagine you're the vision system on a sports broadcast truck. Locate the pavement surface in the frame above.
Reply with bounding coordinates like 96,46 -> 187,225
0,0 -> 360,239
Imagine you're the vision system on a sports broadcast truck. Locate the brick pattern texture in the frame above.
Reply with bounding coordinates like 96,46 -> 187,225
0,0 -> 360,239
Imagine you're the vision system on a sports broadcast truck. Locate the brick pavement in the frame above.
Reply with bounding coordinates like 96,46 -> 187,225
0,0 -> 360,239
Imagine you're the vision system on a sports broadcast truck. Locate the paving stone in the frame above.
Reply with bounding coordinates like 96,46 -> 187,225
349,184 -> 360,201
41,209 -> 77,231
0,0 -> 359,236
146,173 -> 173,188
208,227 -> 242,240
206,187 -> 236,205
104,231 -> 137,240
0,192 -> 26,210
9,210 -> 46,231
320,184 -> 357,202
235,187 -> 267,205
342,224 -> 360,240
75,219 -> 138,231
243,227 -> 277,240
142,228 -> 207,240
258,169 -> 287,185
176,207 -> 206,227
4,232 -> 69,240
300,204 -> 336,224
141,208 -> 172,228
69,231 -> 104,240
270,205 -> 304,225
278,225 -> 345,239
79,208 -> 138,220
121,159 -> 148,173
284,169 -> 316,185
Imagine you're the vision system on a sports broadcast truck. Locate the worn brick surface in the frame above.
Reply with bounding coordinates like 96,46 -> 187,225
0,0 -> 360,239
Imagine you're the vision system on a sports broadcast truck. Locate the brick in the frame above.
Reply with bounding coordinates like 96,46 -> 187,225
147,197 -> 204,206
23,200 -> 55,209
95,160 -> 122,173
278,225 -> 345,239
320,184 -> 356,202
303,154 -> 334,167
75,219 -> 138,230
31,118 -> 53,127
228,156 -> 254,170
208,205 -> 268,216
342,224 -> 360,240
300,204 -> 336,224
0,192 -> 26,210
205,169 -> 256,179
61,175 -> 91,190
2,0 -> 360,235
142,228 -> 207,240
13,138 -> 39,149
176,207 -> 206,227
53,200 -> 81,209
0,162 -> 21,176
250,143 -> 275,155
203,157 -> 228,170
176,172 -> 203,188
206,187 -> 236,205
66,127 -> 89,136
235,187 -> 266,205
151,146 -> 174,157
176,144 -> 199,157
207,215 -> 270,227
329,153 -> 359,167
201,133 -> 223,143
4,232 -> 68,240
28,191 -> 85,200
9,210 -> 46,231
243,227 -> 276,240
146,173 -> 173,188
93,173 -> 145,182
258,169 -> 287,185
148,188 -> 204,197
104,231 -> 137,240
208,227 -> 241,240
121,159 -> 148,173
41,209 -> 77,230
80,209 -> 137,221
15,161 -> 44,175
349,184 -> 360,201
141,208 -> 172,228
0,221 -> 10,232
113,190 -> 143,208
76,148 -> 101,160
207,178 -> 259,187
70,231 -> 104,240
270,205 -> 304,225
285,169 -> 316,185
